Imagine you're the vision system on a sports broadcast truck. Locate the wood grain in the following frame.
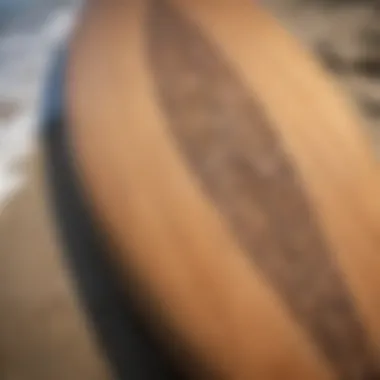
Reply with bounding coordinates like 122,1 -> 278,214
147,1 -> 379,378
66,0 -> 380,378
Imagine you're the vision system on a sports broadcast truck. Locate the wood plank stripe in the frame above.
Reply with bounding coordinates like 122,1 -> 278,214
145,1 -> 379,378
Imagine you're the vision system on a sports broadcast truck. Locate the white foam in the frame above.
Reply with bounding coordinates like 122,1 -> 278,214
0,5 -> 77,212
0,111 -> 35,212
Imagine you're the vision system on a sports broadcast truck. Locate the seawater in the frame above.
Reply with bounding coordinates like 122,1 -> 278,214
0,2 -> 78,211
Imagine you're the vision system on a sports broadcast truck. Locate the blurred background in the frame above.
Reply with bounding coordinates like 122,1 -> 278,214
0,1 -> 113,380
0,0 -> 379,379
0,0 -> 78,210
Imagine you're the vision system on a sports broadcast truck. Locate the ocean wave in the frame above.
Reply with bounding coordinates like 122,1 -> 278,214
0,4 -> 77,211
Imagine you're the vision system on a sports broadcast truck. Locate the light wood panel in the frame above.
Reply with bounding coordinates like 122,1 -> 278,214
66,1 -> 380,378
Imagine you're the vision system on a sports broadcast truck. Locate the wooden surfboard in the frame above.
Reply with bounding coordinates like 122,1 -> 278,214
66,1 -> 380,378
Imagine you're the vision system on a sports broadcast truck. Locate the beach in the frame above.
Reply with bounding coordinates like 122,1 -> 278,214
0,1 -> 379,379
0,2 -> 111,379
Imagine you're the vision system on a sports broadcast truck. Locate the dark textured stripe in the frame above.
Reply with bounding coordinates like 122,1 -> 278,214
352,59 -> 380,79
145,1 -> 380,378
316,43 -> 349,74
359,96 -> 380,119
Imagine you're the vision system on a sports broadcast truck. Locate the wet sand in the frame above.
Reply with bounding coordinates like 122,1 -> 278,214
0,151 -> 111,380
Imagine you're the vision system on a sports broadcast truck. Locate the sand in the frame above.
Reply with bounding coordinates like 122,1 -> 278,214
0,151 -> 111,380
